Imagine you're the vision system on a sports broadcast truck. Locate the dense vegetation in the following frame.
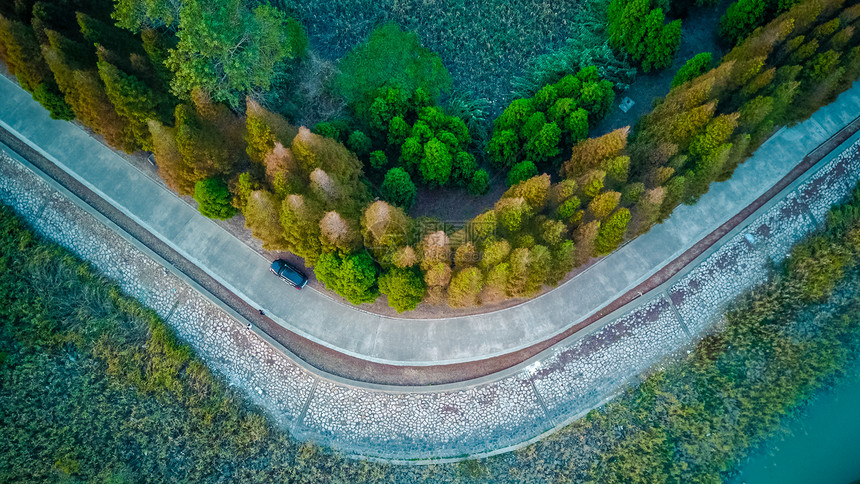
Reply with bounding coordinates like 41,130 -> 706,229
0,204 -> 381,483
607,0 -> 683,72
488,66 -> 616,178
284,0 -> 629,110
4,174 -> 860,481
671,51 -> 713,87
314,24 -> 486,195
1,0 -> 859,314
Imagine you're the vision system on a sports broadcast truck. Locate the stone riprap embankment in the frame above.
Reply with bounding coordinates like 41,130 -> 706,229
2,131 -> 859,461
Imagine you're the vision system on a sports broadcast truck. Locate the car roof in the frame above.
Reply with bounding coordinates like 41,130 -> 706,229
272,259 -> 304,285
279,264 -> 304,285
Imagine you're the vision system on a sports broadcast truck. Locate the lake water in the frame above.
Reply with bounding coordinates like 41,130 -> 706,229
730,365 -> 860,484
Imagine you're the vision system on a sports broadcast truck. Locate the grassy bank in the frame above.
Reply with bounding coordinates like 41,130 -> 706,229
0,204 -> 388,482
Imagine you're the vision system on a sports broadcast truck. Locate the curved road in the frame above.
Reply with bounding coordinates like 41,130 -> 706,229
2,72 -> 860,459
4,131 -> 860,462
1,74 -> 860,379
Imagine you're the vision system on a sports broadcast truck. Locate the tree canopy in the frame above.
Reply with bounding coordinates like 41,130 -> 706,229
335,22 -> 452,112
166,0 -> 306,107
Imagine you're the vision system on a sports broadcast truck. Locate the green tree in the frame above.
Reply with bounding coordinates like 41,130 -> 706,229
42,30 -> 135,151
667,101 -> 717,146
335,23 -> 451,114
379,267 -> 426,312
193,178 -> 237,219
526,122 -> 562,163
245,99 -> 297,162
602,156 -> 630,184
595,208 -> 631,255
487,129 -> 520,169
806,50 -> 841,82
495,98 -> 535,131
720,0 -> 768,46
173,99 -> 242,180
281,194 -> 324,265
166,0 -> 305,107
608,0 -> 682,72
478,238 -> 511,270
672,52 -> 713,87
346,130 -> 372,157
452,152 -> 478,187
113,0 -> 182,32
140,28 -> 176,85
315,251 -> 379,305
659,175 -> 686,220
576,170 -> 606,199
388,115 -> 411,145
313,121 -> 344,141
563,108 -> 590,143
539,219 -> 568,247
506,247 -> 531,296
739,95 -> 774,129
30,83 -> 74,120
77,12 -> 139,57
97,59 -> 163,150
688,113 -> 739,159
0,15 -> 73,119
533,84 -> 559,111
588,191 -> 621,219
608,0 -> 650,59
495,197 -> 533,234
244,189 -> 288,250
447,267 -> 484,307
369,150 -> 388,171
548,97 -> 576,124
480,262 -> 510,303
547,240 -> 577,284
381,167 -> 417,209
468,169 -> 491,195
367,87 -> 409,132
524,244 -> 552,295
419,137 -> 453,186
622,181 -> 646,205
580,79 -> 616,119
521,111 -> 547,140
555,196 -> 582,222
686,143 -> 733,200
508,160 -> 539,187
643,16 -> 681,72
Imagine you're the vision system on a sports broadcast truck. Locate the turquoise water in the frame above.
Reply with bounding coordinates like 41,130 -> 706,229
731,366 -> 860,484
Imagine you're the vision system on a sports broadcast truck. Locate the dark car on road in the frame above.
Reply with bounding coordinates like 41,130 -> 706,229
269,259 -> 307,289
